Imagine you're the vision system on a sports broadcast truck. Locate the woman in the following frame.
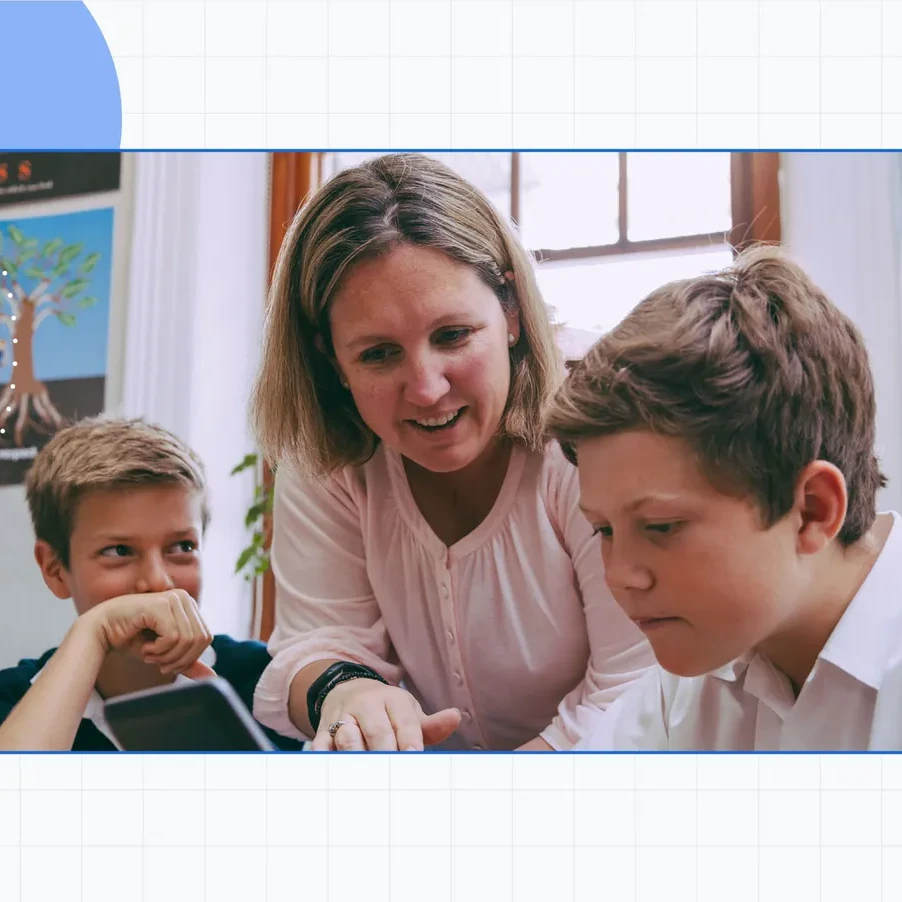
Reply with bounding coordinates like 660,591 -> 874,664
251,153 -> 654,751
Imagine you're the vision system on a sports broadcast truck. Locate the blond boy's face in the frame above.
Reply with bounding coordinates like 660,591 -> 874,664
576,430 -> 809,678
37,484 -> 204,616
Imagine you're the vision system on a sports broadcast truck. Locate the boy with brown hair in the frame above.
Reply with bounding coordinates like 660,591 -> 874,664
546,246 -> 901,750
0,416 -> 299,750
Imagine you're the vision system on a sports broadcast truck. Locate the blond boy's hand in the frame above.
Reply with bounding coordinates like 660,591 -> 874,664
84,590 -> 216,680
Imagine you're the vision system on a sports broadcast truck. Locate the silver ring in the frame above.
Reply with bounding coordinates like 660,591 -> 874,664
327,720 -> 348,738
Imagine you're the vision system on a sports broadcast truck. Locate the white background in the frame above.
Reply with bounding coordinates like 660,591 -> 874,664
2,752 -> 902,900
84,0 -> 902,150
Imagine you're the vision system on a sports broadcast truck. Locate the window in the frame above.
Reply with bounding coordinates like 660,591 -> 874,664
322,151 -> 780,357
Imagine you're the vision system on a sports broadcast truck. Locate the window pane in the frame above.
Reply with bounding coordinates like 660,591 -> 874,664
429,152 -> 512,219
536,245 -> 735,357
518,152 -> 620,250
626,152 -> 732,242
324,152 -> 512,220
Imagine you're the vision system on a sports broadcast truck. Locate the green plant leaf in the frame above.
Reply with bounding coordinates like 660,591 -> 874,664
7,225 -> 24,245
246,501 -> 270,527
55,312 -> 77,327
235,545 -> 255,574
2,260 -> 18,278
78,296 -> 98,309
230,452 -> 258,475
24,267 -> 44,280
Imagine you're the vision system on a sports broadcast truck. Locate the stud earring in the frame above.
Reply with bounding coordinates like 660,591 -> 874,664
508,333 -> 516,346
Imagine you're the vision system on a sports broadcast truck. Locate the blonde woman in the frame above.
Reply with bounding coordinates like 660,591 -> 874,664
251,153 -> 653,751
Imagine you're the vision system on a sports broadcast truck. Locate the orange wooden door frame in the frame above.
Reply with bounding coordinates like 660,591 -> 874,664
730,152 -> 782,251
255,152 -> 322,642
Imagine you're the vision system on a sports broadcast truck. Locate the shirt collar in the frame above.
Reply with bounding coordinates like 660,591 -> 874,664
710,512 -> 902,693
816,511 -> 902,690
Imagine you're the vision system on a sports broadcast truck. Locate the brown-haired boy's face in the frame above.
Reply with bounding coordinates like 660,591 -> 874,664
576,430 -> 810,678
35,484 -> 204,615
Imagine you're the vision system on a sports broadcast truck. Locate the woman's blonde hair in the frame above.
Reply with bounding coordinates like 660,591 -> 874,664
252,152 -> 563,475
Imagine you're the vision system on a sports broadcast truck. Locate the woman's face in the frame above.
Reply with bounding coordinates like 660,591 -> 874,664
329,244 -> 520,473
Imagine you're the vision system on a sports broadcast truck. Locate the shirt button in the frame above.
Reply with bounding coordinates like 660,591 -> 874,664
462,710 -> 472,721
440,584 -> 449,597
473,744 -> 484,750
446,630 -> 455,643
453,673 -> 463,685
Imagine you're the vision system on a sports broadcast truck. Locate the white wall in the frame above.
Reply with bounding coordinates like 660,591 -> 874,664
780,152 -> 902,514
0,155 -> 136,667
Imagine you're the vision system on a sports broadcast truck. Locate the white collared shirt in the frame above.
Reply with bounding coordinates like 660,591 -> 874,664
31,646 -> 218,750
578,511 -> 902,751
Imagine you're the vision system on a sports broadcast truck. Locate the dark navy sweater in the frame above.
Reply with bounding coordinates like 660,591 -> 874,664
0,634 -> 301,751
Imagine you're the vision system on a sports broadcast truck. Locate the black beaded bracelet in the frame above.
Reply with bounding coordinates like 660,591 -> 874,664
307,661 -> 388,733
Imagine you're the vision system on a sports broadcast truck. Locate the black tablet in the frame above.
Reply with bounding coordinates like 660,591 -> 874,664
104,677 -> 274,751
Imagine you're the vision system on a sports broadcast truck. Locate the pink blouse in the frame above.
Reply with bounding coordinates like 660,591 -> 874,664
253,441 -> 655,750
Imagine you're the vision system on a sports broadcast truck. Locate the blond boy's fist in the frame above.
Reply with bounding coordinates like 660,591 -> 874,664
84,590 -> 215,680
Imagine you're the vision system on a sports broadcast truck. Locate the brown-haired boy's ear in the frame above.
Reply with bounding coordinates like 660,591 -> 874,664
34,541 -> 72,600
793,461 -> 849,555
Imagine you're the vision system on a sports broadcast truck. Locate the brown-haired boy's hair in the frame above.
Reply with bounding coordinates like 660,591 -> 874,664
25,416 -> 210,567
545,245 -> 887,546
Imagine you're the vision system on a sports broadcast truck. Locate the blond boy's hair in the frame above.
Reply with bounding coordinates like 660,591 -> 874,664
251,152 -> 564,475
545,246 -> 887,545
25,416 -> 209,566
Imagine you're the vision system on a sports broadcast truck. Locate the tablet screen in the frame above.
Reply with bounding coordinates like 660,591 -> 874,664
104,678 -> 274,752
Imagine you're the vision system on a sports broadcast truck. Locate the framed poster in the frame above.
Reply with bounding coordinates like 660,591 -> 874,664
0,153 -> 121,207
0,207 -> 113,484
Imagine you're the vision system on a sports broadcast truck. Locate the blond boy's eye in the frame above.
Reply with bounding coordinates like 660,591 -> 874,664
593,525 -> 613,539
101,545 -> 131,557
172,540 -> 197,554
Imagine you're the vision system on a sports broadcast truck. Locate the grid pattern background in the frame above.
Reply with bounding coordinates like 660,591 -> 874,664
3,752 -> 902,900
84,0 -> 902,149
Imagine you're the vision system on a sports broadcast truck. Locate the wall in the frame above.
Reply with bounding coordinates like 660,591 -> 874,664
0,155 -> 136,667
780,152 -> 902,513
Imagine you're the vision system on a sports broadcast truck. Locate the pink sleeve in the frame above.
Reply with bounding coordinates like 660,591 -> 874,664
538,450 -> 657,750
252,464 -> 404,740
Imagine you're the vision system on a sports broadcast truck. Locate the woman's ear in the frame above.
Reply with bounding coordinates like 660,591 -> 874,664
506,307 -> 522,344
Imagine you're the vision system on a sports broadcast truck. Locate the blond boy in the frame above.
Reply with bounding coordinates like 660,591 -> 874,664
0,417 -> 298,750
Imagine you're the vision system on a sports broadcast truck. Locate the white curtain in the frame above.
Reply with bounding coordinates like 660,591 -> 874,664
119,152 -> 270,638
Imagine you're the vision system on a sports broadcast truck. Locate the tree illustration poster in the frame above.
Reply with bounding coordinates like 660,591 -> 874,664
0,207 -> 113,484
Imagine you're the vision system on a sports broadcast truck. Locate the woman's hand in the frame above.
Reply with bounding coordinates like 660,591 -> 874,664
310,678 -> 461,751
84,589 -> 215,679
